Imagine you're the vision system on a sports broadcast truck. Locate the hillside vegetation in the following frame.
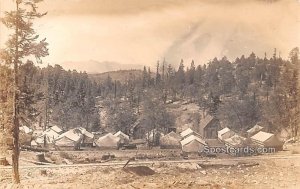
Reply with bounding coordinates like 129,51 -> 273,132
1,49 -> 299,140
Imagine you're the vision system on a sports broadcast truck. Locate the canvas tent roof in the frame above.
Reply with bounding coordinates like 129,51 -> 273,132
33,129 -> 43,136
78,127 -> 94,139
224,134 -> 247,147
247,124 -> 264,134
180,135 -> 206,146
218,127 -> 231,136
250,131 -> 274,142
180,128 -> 197,138
31,140 -> 38,146
95,133 -> 120,147
20,126 -> 33,134
165,131 -> 182,140
35,135 -> 52,144
114,131 -> 129,140
43,129 -> 60,138
160,131 -> 181,146
56,128 -> 83,142
50,125 -> 63,133
54,128 -> 83,147
34,129 -> 60,144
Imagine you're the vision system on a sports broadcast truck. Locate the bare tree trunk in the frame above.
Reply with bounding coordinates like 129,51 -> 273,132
12,0 -> 20,183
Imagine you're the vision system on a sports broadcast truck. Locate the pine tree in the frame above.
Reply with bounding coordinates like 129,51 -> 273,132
155,61 -> 161,85
0,0 -> 48,183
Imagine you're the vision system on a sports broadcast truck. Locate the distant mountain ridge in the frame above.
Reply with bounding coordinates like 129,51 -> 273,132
61,60 -> 144,74
89,69 -> 144,83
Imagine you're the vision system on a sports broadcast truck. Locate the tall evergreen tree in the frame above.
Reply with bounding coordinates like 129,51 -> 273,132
0,0 -> 48,183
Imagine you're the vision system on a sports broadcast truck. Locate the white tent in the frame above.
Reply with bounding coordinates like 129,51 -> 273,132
218,127 -> 235,141
247,124 -> 264,137
114,131 -> 129,143
160,131 -> 181,149
34,128 -> 60,146
54,128 -> 83,149
180,135 -> 207,153
20,125 -> 33,134
180,128 -> 194,138
19,126 -> 33,145
224,134 -> 247,147
49,125 -> 63,134
95,133 -> 120,149
77,127 -> 94,145
250,131 -> 283,151
180,128 -> 201,139
30,140 -> 38,146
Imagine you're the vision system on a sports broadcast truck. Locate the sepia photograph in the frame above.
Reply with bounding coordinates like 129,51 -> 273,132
0,0 -> 300,188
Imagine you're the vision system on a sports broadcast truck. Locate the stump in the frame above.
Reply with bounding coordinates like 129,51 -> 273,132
0,157 -> 9,166
36,153 -> 47,163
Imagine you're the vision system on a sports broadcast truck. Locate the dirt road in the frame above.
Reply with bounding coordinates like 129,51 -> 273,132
1,153 -> 300,189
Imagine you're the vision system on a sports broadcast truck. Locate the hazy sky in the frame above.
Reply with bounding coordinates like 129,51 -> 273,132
0,0 -> 300,72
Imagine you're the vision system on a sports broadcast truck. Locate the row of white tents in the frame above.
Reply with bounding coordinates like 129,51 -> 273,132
20,125 -> 132,150
160,125 -> 283,153
20,123 -> 283,153
217,124 -> 283,151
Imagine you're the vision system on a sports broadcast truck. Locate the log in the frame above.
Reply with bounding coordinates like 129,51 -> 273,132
21,145 -> 49,152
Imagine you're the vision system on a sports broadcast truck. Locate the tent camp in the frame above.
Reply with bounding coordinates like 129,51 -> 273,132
160,131 -> 182,149
247,124 -> 264,138
180,135 -> 207,153
218,127 -> 235,141
114,131 -> 130,144
54,128 -> 83,150
95,133 -> 120,149
250,131 -> 283,151
180,128 -> 201,139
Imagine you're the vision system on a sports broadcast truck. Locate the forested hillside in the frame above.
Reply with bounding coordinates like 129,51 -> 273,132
1,48 -> 299,138
1,63 -> 101,132
97,49 -> 300,137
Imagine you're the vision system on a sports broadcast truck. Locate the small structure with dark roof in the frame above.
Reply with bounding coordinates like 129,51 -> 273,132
199,115 -> 221,139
